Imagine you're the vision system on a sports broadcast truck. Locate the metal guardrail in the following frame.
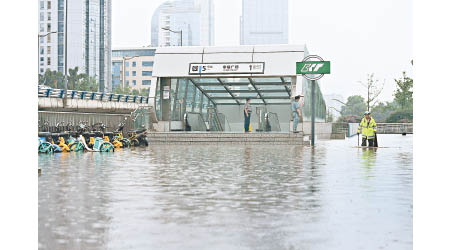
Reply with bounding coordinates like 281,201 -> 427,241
332,122 -> 413,136
38,86 -> 150,104
376,123 -> 413,134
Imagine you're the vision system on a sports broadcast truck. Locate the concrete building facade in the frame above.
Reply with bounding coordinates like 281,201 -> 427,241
38,0 -> 112,92
112,48 -> 157,91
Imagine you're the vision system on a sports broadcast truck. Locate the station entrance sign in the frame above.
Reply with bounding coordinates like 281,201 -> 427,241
296,55 -> 330,80
189,62 -> 265,75
296,55 -> 331,146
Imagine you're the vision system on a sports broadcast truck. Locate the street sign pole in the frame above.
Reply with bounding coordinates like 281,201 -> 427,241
311,80 -> 316,146
296,55 -> 330,147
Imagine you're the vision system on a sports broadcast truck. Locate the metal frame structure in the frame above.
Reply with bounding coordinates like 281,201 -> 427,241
179,77 -> 293,106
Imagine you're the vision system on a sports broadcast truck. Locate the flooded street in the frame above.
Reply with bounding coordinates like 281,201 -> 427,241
38,134 -> 412,250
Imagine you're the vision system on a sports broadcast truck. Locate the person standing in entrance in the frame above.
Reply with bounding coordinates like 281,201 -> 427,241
244,98 -> 252,132
357,111 -> 377,146
292,95 -> 304,133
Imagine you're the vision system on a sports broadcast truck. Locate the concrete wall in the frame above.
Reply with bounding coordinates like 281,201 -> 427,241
301,122 -> 333,139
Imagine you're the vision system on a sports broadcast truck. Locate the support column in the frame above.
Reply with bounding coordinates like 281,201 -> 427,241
311,80 -> 316,146
161,78 -> 171,121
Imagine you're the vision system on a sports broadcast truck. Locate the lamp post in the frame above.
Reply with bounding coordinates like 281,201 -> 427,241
63,0 -> 68,107
161,27 -> 183,46
122,56 -> 139,89
38,31 -> 57,75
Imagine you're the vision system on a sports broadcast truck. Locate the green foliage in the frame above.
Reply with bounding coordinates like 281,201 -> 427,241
337,115 -> 361,123
68,67 -> 87,90
39,69 -> 65,88
385,110 -> 413,123
113,86 -> 150,96
340,95 -> 367,117
335,69 -> 413,123
75,76 -> 99,92
393,72 -> 413,110
370,101 -> 399,122
326,111 -> 334,122
38,68 -> 96,91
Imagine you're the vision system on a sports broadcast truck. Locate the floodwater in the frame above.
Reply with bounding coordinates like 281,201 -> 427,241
38,134 -> 413,250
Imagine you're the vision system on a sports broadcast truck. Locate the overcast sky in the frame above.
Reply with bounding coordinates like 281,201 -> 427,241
112,0 -> 413,102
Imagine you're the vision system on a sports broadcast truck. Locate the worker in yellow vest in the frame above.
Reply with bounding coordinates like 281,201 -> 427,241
357,111 -> 377,147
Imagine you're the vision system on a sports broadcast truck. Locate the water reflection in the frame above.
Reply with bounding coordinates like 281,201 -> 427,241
39,134 -> 413,250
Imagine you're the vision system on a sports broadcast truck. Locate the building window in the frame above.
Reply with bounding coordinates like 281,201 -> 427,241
40,68 -> 44,73
47,57 -> 51,65
47,1 -> 51,9
47,46 -> 51,54
40,24 -> 44,32
125,62 -> 129,67
132,71 -> 136,76
47,23 -> 51,32
132,80 -> 136,86
40,47 -> 44,54
126,80 -> 129,86
40,1 -> 44,9
125,71 -> 129,76
142,71 -> 152,76
48,12 -> 51,21
47,35 -> 51,43
142,80 -> 151,85
132,61 -> 136,67
40,12 -> 44,21
40,37 -> 44,43
142,61 -> 153,67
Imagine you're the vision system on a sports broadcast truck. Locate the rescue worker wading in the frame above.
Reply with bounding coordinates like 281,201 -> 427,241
357,111 -> 377,147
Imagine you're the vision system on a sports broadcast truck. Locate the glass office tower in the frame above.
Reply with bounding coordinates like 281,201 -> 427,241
151,0 -> 214,47
240,0 -> 288,45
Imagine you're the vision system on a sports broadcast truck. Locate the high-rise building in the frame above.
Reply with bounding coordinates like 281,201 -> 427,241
151,0 -> 214,47
38,0 -> 112,92
240,0 -> 288,45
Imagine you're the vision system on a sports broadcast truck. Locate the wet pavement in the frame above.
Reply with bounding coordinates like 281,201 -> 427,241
38,134 -> 413,250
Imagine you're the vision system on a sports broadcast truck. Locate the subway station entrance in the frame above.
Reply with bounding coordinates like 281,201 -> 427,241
149,45 -> 326,133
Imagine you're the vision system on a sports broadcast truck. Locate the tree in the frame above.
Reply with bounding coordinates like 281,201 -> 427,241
326,109 -> 335,122
340,95 -> 367,117
386,110 -> 413,123
76,76 -> 99,92
68,67 -> 87,90
359,73 -> 384,111
393,72 -> 413,110
39,69 -> 65,88
370,101 -> 399,122
113,85 -> 133,95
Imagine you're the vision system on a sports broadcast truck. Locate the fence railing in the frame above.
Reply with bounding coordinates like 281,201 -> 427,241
332,122 -> 413,137
376,123 -> 413,134
38,86 -> 150,104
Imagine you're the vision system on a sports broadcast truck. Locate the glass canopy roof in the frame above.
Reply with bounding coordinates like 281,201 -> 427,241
189,77 -> 292,105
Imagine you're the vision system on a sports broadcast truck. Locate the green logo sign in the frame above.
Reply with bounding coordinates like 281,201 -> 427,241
296,61 -> 331,74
